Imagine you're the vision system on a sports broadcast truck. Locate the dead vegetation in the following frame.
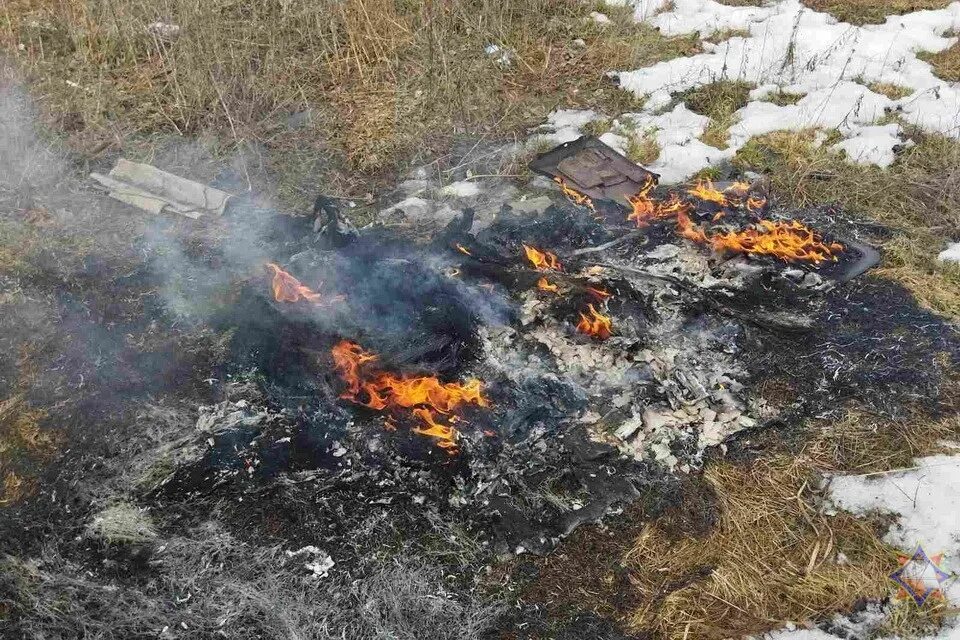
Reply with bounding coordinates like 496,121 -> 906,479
865,81 -> 913,100
918,42 -> 960,82
800,0 -> 951,24
675,80 -> 753,149
0,534 -> 504,640
0,395 -> 55,506
0,0 -> 698,206
624,457 -> 895,639
733,129 -> 960,317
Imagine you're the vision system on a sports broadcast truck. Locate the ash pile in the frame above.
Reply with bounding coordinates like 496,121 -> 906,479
152,136 -> 954,558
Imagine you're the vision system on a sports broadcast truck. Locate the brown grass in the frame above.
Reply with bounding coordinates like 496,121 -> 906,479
676,80 -> 753,149
0,0 -> 699,206
733,129 -> 960,317
703,28 -> 750,44
763,90 -> 806,106
866,81 -> 913,100
800,0 -> 951,24
624,457 -> 896,639
0,394 -> 55,506
919,42 -> 960,82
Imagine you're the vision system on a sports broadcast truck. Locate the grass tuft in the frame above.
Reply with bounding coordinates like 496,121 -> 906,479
703,28 -> 751,44
866,81 -> 913,100
918,42 -> 960,82
800,0 -> 951,24
675,80 -> 754,149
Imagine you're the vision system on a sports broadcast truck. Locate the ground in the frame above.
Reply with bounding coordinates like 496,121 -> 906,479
1,1 -> 960,639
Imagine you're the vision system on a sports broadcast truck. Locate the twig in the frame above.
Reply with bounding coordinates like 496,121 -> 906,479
568,231 -> 646,256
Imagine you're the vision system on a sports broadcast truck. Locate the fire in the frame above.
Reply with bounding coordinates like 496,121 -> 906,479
686,178 -> 728,206
576,304 -> 612,340
709,220 -> 843,263
624,180 -> 839,263
523,244 -> 562,271
266,263 -> 322,304
537,277 -> 559,293
554,176 -> 596,213
456,243 -> 472,256
331,340 -> 490,454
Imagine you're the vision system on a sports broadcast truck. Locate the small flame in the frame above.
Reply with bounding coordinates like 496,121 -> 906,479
331,340 -> 490,454
523,244 -> 562,271
710,220 -> 843,263
624,182 -> 838,263
576,304 -> 612,340
537,277 -> 559,293
686,178 -> 730,206
266,263 -> 322,304
456,243 -> 472,256
554,176 -> 596,213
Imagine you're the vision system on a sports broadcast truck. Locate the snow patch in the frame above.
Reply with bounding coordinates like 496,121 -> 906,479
603,0 -> 960,181
938,242 -> 960,264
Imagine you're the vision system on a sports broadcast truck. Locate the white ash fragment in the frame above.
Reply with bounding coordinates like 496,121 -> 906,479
195,400 -> 271,433
145,22 -> 180,40
285,546 -> 335,578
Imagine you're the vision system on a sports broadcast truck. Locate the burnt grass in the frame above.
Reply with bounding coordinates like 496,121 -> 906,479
2,189 -> 959,639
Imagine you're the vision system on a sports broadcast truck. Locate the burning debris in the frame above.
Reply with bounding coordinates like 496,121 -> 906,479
331,340 -> 489,454
266,262 -> 323,304
143,135 -> 939,560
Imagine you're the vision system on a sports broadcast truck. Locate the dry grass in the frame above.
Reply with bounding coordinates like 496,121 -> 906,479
676,80 -> 753,149
762,90 -> 806,106
918,42 -> 960,82
800,0 -> 951,24
714,0 -> 767,6
0,394 -> 55,506
804,406 -> 960,475
866,81 -> 913,100
0,0 -> 699,206
733,129 -> 960,317
624,457 -> 896,640
703,27 -> 751,44
627,131 -> 661,165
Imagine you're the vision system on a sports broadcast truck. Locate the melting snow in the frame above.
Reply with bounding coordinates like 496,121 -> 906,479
938,242 -> 960,264
758,454 -> 960,639
539,0 -> 960,182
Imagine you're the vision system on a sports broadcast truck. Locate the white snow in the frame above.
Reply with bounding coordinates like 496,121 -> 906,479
550,0 -> 960,182
938,242 -> 960,264
760,454 -> 960,639
591,11 -> 612,24
829,123 -> 904,167
829,455 -> 960,584
440,180 -> 481,198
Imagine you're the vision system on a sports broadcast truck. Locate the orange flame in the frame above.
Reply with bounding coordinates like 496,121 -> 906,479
686,178 -> 728,206
456,243 -> 472,256
554,176 -> 596,213
331,340 -> 489,454
266,263 -> 322,304
710,220 -> 843,263
537,277 -> 559,293
523,244 -> 562,271
576,304 -> 612,340
624,182 -> 839,263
